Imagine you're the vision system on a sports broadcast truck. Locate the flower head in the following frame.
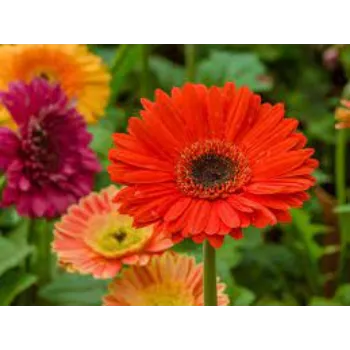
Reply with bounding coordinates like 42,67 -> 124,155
103,252 -> 229,306
335,99 -> 350,129
0,45 -> 110,128
0,78 -> 101,218
109,83 -> 318,248
53,186 -> 173,279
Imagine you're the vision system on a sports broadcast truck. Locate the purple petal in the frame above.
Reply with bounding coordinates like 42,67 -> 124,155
32,192 -> 48,217
1,186 -> 17,206
19,176 -> 31,191
0,128 -> 20,170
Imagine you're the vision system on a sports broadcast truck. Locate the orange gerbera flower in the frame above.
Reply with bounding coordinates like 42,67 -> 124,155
103,252 -> 229,306
0,44 -> 110,128
108,83 -> 318,248
52,186 -> 173,279
335,99 -> 350,129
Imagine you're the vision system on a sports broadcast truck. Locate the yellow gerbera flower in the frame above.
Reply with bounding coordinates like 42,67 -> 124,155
0,44 -> 111,128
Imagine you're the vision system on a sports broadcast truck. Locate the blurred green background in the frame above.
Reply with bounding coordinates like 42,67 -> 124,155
1,44 -> 350,306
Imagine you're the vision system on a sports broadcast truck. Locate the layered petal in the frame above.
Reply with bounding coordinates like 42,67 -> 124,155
0,44 -> 110,127
103,252 -> 229,306
0,79 -> 101,218
53,186 -> 173,279
108,82 -> 318,247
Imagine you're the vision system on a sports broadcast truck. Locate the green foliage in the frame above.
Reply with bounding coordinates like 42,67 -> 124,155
149,56 -> 185,91
89,44 -> 117,66
340,46 -> 350,80
310,284 -> 350,306
231,286 -> 256,306
256,294 -> 299,306
0,235 -> 33,277
232,238 -> 304,304
286,208 -> 330,294
0,207 -> 20,230
335,204 -> 350,243
39,273 -> 110,306
196,50 -> 273,92
110,45 -> 143,101
0,271 -> 37,306
173,239 -> 202,262
0,218 -> 35,305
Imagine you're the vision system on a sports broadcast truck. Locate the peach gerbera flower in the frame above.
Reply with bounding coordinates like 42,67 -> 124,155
52,186 -> 173,279
103,252 -> 229,306
335,99 -> 350,129
108,82 -> 318,248
0,44 -> 110,128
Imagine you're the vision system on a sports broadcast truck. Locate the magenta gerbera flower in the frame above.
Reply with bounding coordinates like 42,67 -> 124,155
0,78 -> 101,218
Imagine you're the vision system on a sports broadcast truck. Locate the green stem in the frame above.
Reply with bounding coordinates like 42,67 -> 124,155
203,240 -> 217,306
336,129 -> 347,205
110,44 -> 129,74
0,174 -> 5,194
0,174 -> 4,185
30,219 -> 53,288
336,128 -> 347,281
141,44 -> 150,98
185,44 -> 196,82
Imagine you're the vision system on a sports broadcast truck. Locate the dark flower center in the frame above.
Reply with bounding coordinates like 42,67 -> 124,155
22,121 -> 60,183
39,72 -> 50,81
112,229 -> 127,243
191,153 -> 234,188
176,139 -> 251,200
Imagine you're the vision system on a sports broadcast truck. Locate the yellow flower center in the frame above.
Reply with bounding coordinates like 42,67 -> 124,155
84,213 -> 153,258
141,282 -> 194,306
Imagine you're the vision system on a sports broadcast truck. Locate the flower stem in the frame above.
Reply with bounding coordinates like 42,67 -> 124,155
185,44 -> 196,82
203,240 -> 217,306
0,175 -> 5,196
30,219 -> 53,287
336,128 -> 347,281
336,129 -> 347,205
141,44 -> 150,98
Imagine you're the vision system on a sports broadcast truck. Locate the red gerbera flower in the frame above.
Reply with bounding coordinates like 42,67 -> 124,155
108,83 -> 318,248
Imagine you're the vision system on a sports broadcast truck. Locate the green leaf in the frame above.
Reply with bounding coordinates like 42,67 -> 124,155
0,207 -> 20,229
0,236 -> 33,277
39,273 -> 110,306
309,297 -> 342,306
89,45 -> 117,66
233,243 -> 301,297
216,237 -> 242,298
232,286 -> 256,306
307,115 -> 336,144
149,56 -> 185,91
334,204 -> 350,243
0,271 -> 37,306
290,208 -> 329,259
313,169 -> 331,185
110,45 -> 142,101
286,208 -> 329,294
100,106 -> 127,132
334,284 -> 350,305
216,230 -> 263,304
88,124 -> 113,157
197,50 -> 273,92
7,219 -> 30,248
340,47 -> 350,80
257,294 -> 299,306
173,239 -> 202,262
